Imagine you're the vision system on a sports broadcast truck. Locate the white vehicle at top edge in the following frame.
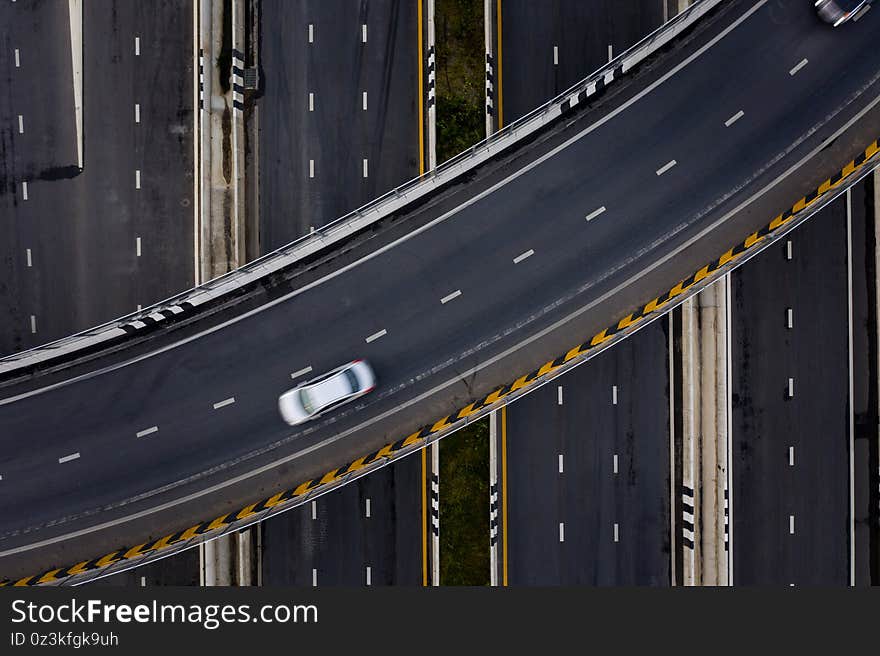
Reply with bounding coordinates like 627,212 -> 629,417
278,360 -> 376,425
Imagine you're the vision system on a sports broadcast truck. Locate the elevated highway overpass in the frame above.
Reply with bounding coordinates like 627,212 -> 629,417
1,0 -> 879,584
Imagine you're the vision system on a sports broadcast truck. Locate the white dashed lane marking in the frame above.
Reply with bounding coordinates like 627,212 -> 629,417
362,24 -> 367,43
135,103 -> 140,123
553,45 -> 558,66
21,181 -> 28,200
136,426 -> 158,438
789,446 -> 795,467
513,249 -> 534,264
612,385 -> 618,405
362,91 -> 367,111
213,397 -> 235,410
312,568 -> 317,587
134,36 -> 140,56
363,158 -> 369,178
559,522 -> 565,543
724,110 -> 744,127
656,160 -> 677,176
25,248 -> 32,267
29,315 -> 35,334
14,48 -> 20,67
440,290 -> 461,304
135,170 -> 141,189
585,206 -> 606,222
613,523 -> 619,543
613,453 -> 619,474
365,497 -> 371,518
789,515 -> 795,534
291,366 -> 312,379
789,58 -> 808,76
788,377 -> 794,398
58,452 -> 80,464
309,159 -> 315,178
309,92 -> 314,112
308,24 -> 314,43
365,329 -> 386,343
786,308 -> 793,329
557,385 -> 563,405
18,115 -> 23,134
311,500 -> 317,520
136,237 -> 142,257
558,454 -> 564,474
366,566 -> 372,586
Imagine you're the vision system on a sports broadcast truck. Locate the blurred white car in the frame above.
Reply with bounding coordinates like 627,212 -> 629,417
815,0 -> 872,26
278,360 -> 376,425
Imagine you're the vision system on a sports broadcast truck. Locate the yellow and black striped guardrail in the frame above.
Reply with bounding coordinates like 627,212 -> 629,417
2,138 -> 878,587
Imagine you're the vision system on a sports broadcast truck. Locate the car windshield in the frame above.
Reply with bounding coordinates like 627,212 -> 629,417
344,369 -> 360,392
299,388 -> 317,414
299,371 -> 356,415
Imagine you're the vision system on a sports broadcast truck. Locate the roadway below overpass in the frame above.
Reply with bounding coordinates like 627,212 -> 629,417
1,0 -> 879,581
495,0 -> 671,585
255,0 -> 425,586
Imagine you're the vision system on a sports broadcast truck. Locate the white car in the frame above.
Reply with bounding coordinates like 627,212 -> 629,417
278,360 -> 376,425
815,0 -> 872,26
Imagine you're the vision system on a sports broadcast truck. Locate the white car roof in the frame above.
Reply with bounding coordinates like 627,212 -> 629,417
303,371 -> 354,411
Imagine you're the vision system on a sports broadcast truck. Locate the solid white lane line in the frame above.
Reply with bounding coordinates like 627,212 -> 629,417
25,248 -> 32,267
656,159 -> 677,176
613,523 -> 619,543
585,206 -> 606,222
366,566 -> 372,586
362,91 -> 367,111
724,110 -> 744,127
612,385 -> 618,405
135,170 -> 141,189
309,92 -> 314,111
559,522 -> 565,542
557,385 -> 563,405
513,249 -> 534,264
14,48 -> 20,67
312,568 -> 317,586
136,426 -> 158,438
58,452 -> 80,464
363,158 -> 369,178
136,237 -> 142,257
18,115 -> 23,134
362,24 -> 367,43
213,397 -> 235,410
308,24 -> 314,43
787,377 -> 794,398
311,500 -> 317,520
786,240 -> 793,260
786,307 -> 793,329
441,290 -> 461,304
365,497 -> 371,518
291,366 -> 312,379
309,159 -> 315,178
29,315 -> 35,334
613,453 -> 618,474
365,328 -> 386,343
134,36 -> 140,56
789,58 -> 808,76
558,454 -> 564,474
553,45 -> 558,65
789,515 -> 795,534
789,446 -> 794,467
135,103 -> 140,123
21,181 -> 28,200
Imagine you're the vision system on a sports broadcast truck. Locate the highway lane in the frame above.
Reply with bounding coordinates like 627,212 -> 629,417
257,0 -> 424,586
731,191 -> 853,585
498,0 -> 665,127
262,454 -> 422,586
504,319 -> 671,585
258,0 -> 420,250
0,1 -> 194,357
498,0 -> 669,585
1,1 -> 880,579
0,1 -> 195,583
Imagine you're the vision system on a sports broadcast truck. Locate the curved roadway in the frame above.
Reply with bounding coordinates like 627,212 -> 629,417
2,0 -> 880,578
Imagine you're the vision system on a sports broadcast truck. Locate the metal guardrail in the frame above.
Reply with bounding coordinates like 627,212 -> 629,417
0,0 -> 724,379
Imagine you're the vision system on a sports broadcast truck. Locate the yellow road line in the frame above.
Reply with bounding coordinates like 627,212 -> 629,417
418,0 -> 425,175
421,446 -> 428,586
496,0 -> 503,129
502,405 -> 508,586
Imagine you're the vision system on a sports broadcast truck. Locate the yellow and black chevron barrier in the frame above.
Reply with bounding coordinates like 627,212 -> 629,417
2,138 -> 878,587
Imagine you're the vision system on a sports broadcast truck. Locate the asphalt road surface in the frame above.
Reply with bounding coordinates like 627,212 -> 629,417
498,0 -> 669,585
731,191 -> 853,585
257,0 -> 424,586
504,319 -> 671,585
1,1 -> 879,580
0,1 -> 194,357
